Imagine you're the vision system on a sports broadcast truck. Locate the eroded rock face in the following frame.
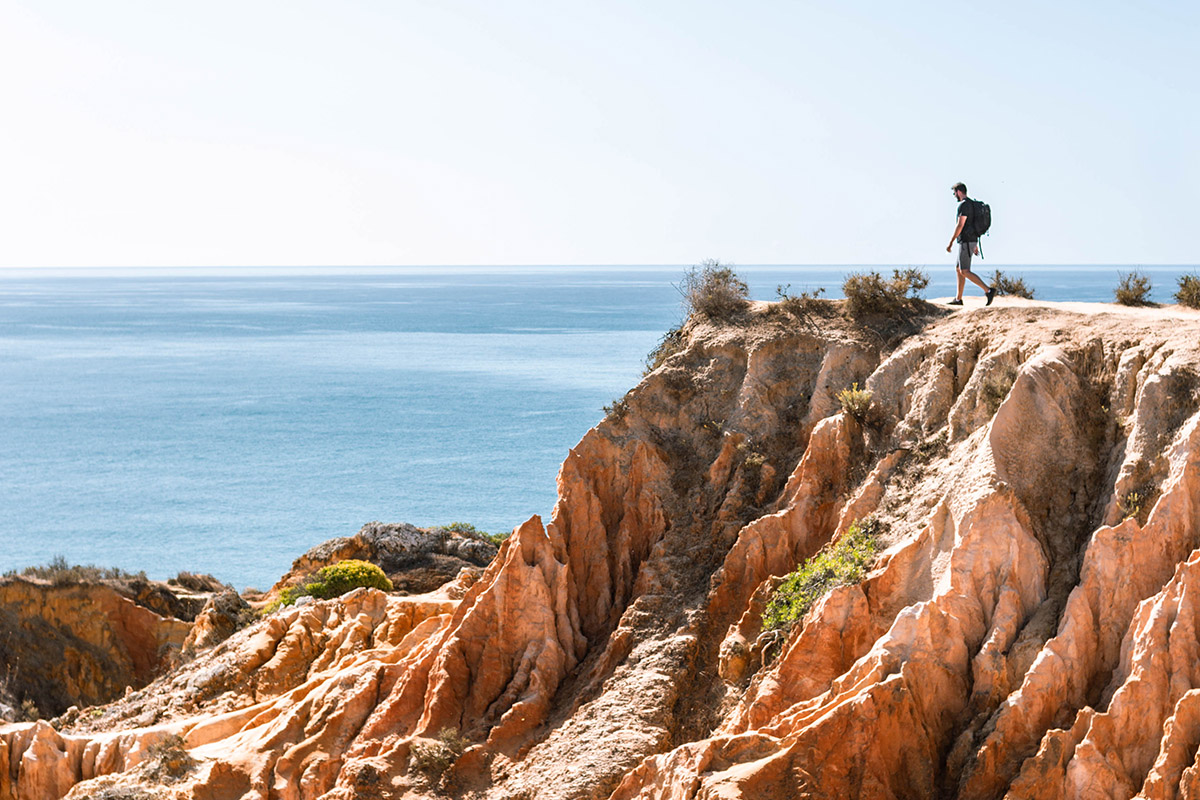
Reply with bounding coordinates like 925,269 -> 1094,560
5,302 -> 1200,800
0,580 -> 193,719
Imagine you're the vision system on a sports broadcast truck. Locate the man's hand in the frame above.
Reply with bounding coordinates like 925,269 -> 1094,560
946,243 -> 953,253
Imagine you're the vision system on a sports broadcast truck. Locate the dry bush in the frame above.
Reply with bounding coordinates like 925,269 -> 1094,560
602,396 -> 630,420
679,260 -> 749,320
1114,270 -> 1153,306
142,734 -> 195,783
836,383 -> 872,422
410,728 -> 467,780
775,284 -> 826,316
981,363 -> 1020,415
5,555 -> 146,585
842,268 -> 930,317
989,270 -> 1035,299
1175,273 -> 1200,309
644,327 -> 685,374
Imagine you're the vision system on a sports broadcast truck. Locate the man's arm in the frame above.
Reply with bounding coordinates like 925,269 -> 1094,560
946,216 -> 967,253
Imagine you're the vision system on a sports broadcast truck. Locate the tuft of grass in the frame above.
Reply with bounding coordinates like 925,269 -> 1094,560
410,728 -> 467,779
644,327 -> 685,374
989,270 -> 1035,299
763,518 -> 881,631
602,396 -> 630,420
980,363 -> 1020,415
678,259 -> 749,321
1114,270 -> 1153,306
437,522 -> 507,546
19,698 -> 40,722
1120,490 -> 1144,521
841,268 -> 930,317
836,382 -> 872,422
4,555 -> 147,585
1175,273 -> 1200,309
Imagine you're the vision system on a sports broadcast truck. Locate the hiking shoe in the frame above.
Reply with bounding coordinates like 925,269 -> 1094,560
948,299 -> 963,306
986,287 -> 996,306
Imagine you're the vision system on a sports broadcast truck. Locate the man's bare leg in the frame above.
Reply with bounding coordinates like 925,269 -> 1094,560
955,269 -> 967,301
961,268 -> 989,293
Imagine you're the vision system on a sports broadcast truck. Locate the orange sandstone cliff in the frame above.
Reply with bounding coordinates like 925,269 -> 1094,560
3,298 -> 1200,800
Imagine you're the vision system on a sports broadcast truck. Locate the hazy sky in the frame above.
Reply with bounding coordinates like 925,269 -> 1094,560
2,1 -> 1195,267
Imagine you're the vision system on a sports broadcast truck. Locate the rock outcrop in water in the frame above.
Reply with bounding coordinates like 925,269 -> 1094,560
3,298 -> 1200,800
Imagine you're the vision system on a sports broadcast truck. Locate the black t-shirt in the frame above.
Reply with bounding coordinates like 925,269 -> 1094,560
956,200 -> 976,242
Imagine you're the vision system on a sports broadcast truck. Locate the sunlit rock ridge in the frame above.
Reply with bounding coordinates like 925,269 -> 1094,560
3,298 -> 1200,800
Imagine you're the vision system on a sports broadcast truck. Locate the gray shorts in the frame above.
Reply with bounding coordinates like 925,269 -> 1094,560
956,240 -> 978,271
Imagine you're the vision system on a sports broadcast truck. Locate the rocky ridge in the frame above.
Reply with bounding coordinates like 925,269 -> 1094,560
2,298 -> 1199,799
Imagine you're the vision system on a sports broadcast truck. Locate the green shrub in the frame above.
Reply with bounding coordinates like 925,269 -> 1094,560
763,518 -> 881,630
306,560 -> 392,599
1175,273 -> 1200,309
274,559 -> 392,609
1114,270 -> 1152,306
989,270 -> 1035,299
841,268 -> 930,317
836,382 -> 872,422
679,259 -> 749,320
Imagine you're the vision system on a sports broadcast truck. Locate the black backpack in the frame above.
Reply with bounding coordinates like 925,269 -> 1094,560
972,199 -> 992,239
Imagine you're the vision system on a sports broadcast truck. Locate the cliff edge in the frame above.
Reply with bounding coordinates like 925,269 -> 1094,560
3,297 -> 1200,800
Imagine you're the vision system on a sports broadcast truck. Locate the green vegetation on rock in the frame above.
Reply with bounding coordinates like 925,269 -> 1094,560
763,518 -> 881,631
436,521 -> 508,546
276,559 -> 392,609
836,382 -> 872,422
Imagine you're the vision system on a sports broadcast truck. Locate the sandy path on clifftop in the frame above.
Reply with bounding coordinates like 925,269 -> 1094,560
932,294 -> 1200,319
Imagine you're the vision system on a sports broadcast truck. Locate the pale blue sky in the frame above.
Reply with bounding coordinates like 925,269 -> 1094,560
1,0 -> 1195,267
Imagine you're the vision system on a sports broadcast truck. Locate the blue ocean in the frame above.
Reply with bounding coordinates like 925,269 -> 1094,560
0,264 -> 1194,590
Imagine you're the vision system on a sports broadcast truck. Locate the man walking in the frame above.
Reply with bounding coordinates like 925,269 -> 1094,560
946,182 -> 995,306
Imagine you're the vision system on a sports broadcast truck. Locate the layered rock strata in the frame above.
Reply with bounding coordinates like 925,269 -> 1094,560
3,299 -> 1199,800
